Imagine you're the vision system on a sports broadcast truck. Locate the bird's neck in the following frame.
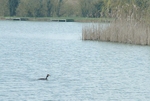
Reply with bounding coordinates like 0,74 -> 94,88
46,76 -> 48,79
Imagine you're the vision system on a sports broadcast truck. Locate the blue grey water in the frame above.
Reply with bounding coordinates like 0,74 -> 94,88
0,21 -> 150,101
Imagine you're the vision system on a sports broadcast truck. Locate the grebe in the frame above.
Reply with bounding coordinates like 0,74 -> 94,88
38,74 -> 50,80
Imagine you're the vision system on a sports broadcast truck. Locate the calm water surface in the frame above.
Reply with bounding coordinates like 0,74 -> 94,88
0,21 -> 150,101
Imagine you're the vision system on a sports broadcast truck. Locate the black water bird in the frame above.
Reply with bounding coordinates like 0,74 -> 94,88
38,74 -> 50,80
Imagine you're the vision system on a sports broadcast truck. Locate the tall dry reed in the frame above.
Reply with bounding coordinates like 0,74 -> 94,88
82,19 -> 150,45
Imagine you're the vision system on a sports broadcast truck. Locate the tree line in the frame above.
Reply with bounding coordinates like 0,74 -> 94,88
0,0 -> 150,20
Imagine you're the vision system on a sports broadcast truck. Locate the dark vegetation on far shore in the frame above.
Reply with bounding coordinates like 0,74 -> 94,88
1,0 -> 148,19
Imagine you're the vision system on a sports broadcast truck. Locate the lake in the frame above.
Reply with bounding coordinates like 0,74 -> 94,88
0,21 -> 150,101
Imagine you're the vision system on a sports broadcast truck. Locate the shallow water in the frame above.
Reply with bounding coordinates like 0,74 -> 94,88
0,21 -> 150,101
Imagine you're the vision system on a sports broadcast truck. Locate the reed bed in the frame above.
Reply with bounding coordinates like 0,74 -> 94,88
82,19 -> 150,45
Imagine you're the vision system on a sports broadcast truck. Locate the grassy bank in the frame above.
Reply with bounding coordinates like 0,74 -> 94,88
82,19 -> 150,45
0,16 -> 113,22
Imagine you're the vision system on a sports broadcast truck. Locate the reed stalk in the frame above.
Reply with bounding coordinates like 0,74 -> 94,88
82,19 -> 150,45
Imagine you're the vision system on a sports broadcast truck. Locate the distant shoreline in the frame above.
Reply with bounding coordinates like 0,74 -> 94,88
0,17 -> 113,22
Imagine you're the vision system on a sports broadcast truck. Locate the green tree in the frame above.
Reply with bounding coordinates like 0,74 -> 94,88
0,0 -> 9,16
16,0 -> 29,17
79,0 -> 97,17
94,0 -> 105,17
17,0 -> 50,17
135,0 -> 150,20
47,0 -> 54,17
9,0 -> 19,16
51,0 -> 64,17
